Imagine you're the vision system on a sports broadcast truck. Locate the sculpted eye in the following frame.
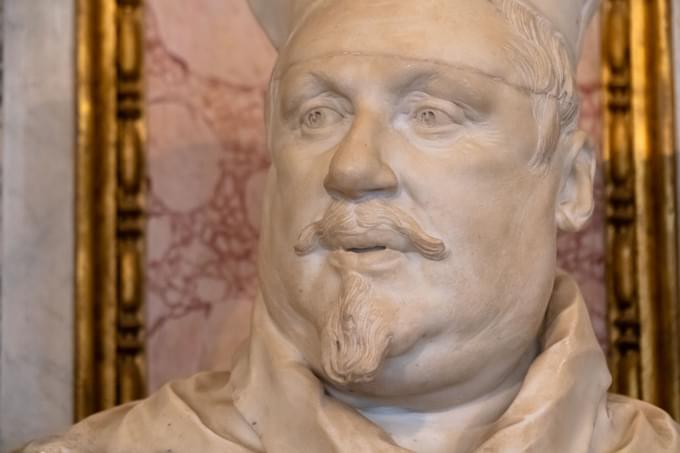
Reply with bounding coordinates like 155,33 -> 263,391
397,93 -> 471,142
301,107 -> 344,132
412,107 -> 457,128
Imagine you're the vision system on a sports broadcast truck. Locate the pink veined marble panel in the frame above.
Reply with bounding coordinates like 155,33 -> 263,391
145,0 -> 274,391
144,2 -> 606,391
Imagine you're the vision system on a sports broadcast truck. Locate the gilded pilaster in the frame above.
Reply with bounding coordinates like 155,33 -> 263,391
602,0 -> 680,419
75,0 -> 147,420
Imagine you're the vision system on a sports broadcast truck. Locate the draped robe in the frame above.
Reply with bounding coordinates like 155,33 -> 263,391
23,272 -> 680,453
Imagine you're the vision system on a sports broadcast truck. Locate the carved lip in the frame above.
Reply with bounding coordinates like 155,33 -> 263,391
323,231 -> 411,271
326,231 -> 413,255
328,247 -> 404,272
344,245 -> 388,254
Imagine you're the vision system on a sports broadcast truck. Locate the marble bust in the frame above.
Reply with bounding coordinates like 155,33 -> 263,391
25,0 -> 680,452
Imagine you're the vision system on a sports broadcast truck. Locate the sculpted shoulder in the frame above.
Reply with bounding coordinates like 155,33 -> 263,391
19,371 -> 262,453
593,393 -> 680,452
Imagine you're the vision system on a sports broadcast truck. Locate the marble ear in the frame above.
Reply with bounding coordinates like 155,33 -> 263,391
555,129 -> 596,232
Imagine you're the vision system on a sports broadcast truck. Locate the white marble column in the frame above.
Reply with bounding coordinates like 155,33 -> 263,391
0,1 -> 75,450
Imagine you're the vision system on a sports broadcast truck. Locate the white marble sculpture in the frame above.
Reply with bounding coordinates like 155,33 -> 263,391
24,0 -> 680,452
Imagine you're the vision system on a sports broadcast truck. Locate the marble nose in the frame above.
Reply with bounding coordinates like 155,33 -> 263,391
323,121 -> 398,200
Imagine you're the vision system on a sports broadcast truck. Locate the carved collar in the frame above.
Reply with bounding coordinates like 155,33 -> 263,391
231,271 -> 614,452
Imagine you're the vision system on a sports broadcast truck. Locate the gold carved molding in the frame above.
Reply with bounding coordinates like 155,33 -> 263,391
76,0 -> 147,420
603,0 -> 680,419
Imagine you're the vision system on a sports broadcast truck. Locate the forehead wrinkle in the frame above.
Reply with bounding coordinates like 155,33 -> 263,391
274,51 -> 555,99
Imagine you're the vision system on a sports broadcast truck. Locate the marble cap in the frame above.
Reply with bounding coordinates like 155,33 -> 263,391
247,0 -> 599,63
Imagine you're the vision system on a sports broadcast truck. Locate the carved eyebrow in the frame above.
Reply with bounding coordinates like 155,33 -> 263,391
283,69 -> 466,110
404,70 -> 486,102
279,60 -> 509,121
390,70 -> 440,95
281,71 -> 347,115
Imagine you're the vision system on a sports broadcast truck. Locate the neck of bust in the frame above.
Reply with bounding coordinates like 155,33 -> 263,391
323,341 -> 538,453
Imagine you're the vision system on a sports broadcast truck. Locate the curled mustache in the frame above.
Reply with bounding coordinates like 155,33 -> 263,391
294,199 -> 448,260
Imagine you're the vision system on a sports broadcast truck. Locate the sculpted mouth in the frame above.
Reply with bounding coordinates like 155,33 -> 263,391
333,234 -> 406,256
328,239 -> 404,270
345,245 -> 388,254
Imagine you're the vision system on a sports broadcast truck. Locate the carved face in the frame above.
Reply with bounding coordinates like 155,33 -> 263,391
256,0 -> 593,407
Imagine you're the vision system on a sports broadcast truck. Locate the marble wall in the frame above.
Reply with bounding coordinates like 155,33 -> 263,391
0,0 -> 75,449
145,1 -> 605,391
145,0 -> 274,390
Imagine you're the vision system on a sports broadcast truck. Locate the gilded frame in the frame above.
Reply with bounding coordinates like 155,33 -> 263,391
73,0 -> 680,421
603,0 -> 680,419
75,0 -> 147,420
